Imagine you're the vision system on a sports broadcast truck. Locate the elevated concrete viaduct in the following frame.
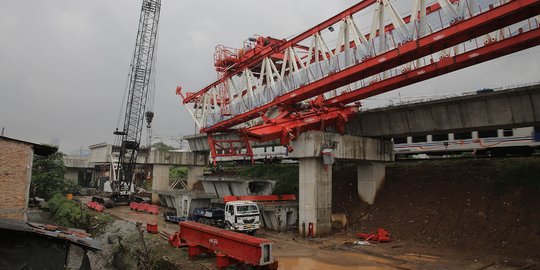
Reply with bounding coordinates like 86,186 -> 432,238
347,84 -> 540,138
147,150 -> 208,203
183,84 -> 540,236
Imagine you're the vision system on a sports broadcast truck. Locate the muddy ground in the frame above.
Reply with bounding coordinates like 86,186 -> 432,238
333,159 -> 540,269
83,159 -> 539,269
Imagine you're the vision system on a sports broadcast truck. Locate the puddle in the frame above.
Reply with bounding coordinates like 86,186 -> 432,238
278,257 -> 386,270
106,205 -> 179,234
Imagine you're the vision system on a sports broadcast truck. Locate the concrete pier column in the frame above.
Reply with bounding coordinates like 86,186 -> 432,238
187,166 -> 205,190
357,162 -> 385,205
151,164 -> 170,204
291,131 -> 393,237
298,157 -> 332,237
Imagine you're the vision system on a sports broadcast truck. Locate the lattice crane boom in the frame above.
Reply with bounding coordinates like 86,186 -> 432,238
113,0 -> 161,196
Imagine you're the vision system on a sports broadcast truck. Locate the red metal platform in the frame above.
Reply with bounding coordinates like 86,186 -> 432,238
179,221 -> 278,269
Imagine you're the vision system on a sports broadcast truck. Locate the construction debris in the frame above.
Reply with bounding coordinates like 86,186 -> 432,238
356,228 -> 392,242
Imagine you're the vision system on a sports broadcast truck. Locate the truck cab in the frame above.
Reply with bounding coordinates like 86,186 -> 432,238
224,201 -> 260,235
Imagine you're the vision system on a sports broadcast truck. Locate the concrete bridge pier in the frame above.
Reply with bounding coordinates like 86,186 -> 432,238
187,165 -> 205,190
147,150 -> 209,204
291,131 -> 393,237
151,164 -> 170,203
298,157 -> 332,237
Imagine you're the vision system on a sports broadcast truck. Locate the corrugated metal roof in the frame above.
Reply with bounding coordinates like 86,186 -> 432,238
0,218 -> 101,251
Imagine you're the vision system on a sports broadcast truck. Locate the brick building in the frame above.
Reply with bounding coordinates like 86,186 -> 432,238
0,136 -> 57,220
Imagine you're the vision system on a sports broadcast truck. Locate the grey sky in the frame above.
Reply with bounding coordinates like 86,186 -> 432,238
1,0 -> 539,153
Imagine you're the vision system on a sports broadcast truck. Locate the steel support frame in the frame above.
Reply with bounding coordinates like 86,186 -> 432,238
243,105 -> 359,147
207,133 -> 254,165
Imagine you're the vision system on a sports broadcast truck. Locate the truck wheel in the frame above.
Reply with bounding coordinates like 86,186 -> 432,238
248,230 -> 256,236
224,224 -> 232,231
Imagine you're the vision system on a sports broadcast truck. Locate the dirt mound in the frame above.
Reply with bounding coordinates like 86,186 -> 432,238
333,160 -> 540,261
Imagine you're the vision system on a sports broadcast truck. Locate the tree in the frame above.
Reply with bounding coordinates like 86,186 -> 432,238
152,141 -> 175,151
31,149 -> 68,200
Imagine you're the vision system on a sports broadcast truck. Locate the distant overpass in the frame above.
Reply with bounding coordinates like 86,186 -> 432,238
346,83 -> 540,138
186,84 -> 540,151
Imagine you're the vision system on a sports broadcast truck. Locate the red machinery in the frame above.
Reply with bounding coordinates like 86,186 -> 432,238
129,202 -> 159,215
223,194 -> 296,203
179,221 -> 278,269
177,0 -> 540,164
86,201 -> 105,212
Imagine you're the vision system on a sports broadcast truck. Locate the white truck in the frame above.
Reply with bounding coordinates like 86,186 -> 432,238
192,200 -> 261,235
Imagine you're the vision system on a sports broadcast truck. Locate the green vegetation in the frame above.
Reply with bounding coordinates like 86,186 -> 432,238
47,194 -> 112,230
47,194 -> 91,229
496,160 -> 540,192
236,164 -> 299,196
169,165 -> 187,179
31,148 -> 79,200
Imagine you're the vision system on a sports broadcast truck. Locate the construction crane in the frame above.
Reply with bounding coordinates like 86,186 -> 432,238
109,0 -> 161,205
177,0 -> 540,165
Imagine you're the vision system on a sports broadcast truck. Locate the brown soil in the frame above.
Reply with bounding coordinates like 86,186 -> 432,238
332,159 -> 540,264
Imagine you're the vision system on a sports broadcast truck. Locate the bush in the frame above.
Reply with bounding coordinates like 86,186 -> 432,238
236,164 -> 299,196
47,194 -> 91,229
170,166 -> 187,179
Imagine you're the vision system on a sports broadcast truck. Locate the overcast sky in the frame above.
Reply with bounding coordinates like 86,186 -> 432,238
1,0 -> 539,154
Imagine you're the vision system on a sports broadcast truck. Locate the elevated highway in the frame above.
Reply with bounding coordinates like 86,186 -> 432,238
347,83 -> 540,138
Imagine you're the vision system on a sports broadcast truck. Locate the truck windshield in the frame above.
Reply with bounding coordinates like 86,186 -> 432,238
236,205 -> 259,214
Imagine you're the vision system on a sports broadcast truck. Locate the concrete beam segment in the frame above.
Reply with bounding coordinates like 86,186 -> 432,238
185,133 -> 280,152
151,164 -> 170,204
147,150 -> 208,166
289,131 -> 393,162
298,157 -> 332,237
357,162 -> 385,205
347,84 -> 540,138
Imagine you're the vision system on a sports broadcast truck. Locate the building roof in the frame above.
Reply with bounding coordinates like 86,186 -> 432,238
0,218 -> 101,251
0,136 -> 58,156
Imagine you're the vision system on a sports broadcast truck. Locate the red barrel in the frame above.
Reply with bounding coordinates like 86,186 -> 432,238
146,223 -> 158,234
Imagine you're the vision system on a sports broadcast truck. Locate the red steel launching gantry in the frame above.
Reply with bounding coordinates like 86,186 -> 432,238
177,0 -> 540,164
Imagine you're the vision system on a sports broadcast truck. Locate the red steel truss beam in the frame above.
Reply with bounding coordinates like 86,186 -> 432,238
223,195 -> 297,203
183,0 -> 377,104
183,0 -> 464,104
238,27 -> 540,146
328,26 -> 540,105
202,0 -> 540,133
